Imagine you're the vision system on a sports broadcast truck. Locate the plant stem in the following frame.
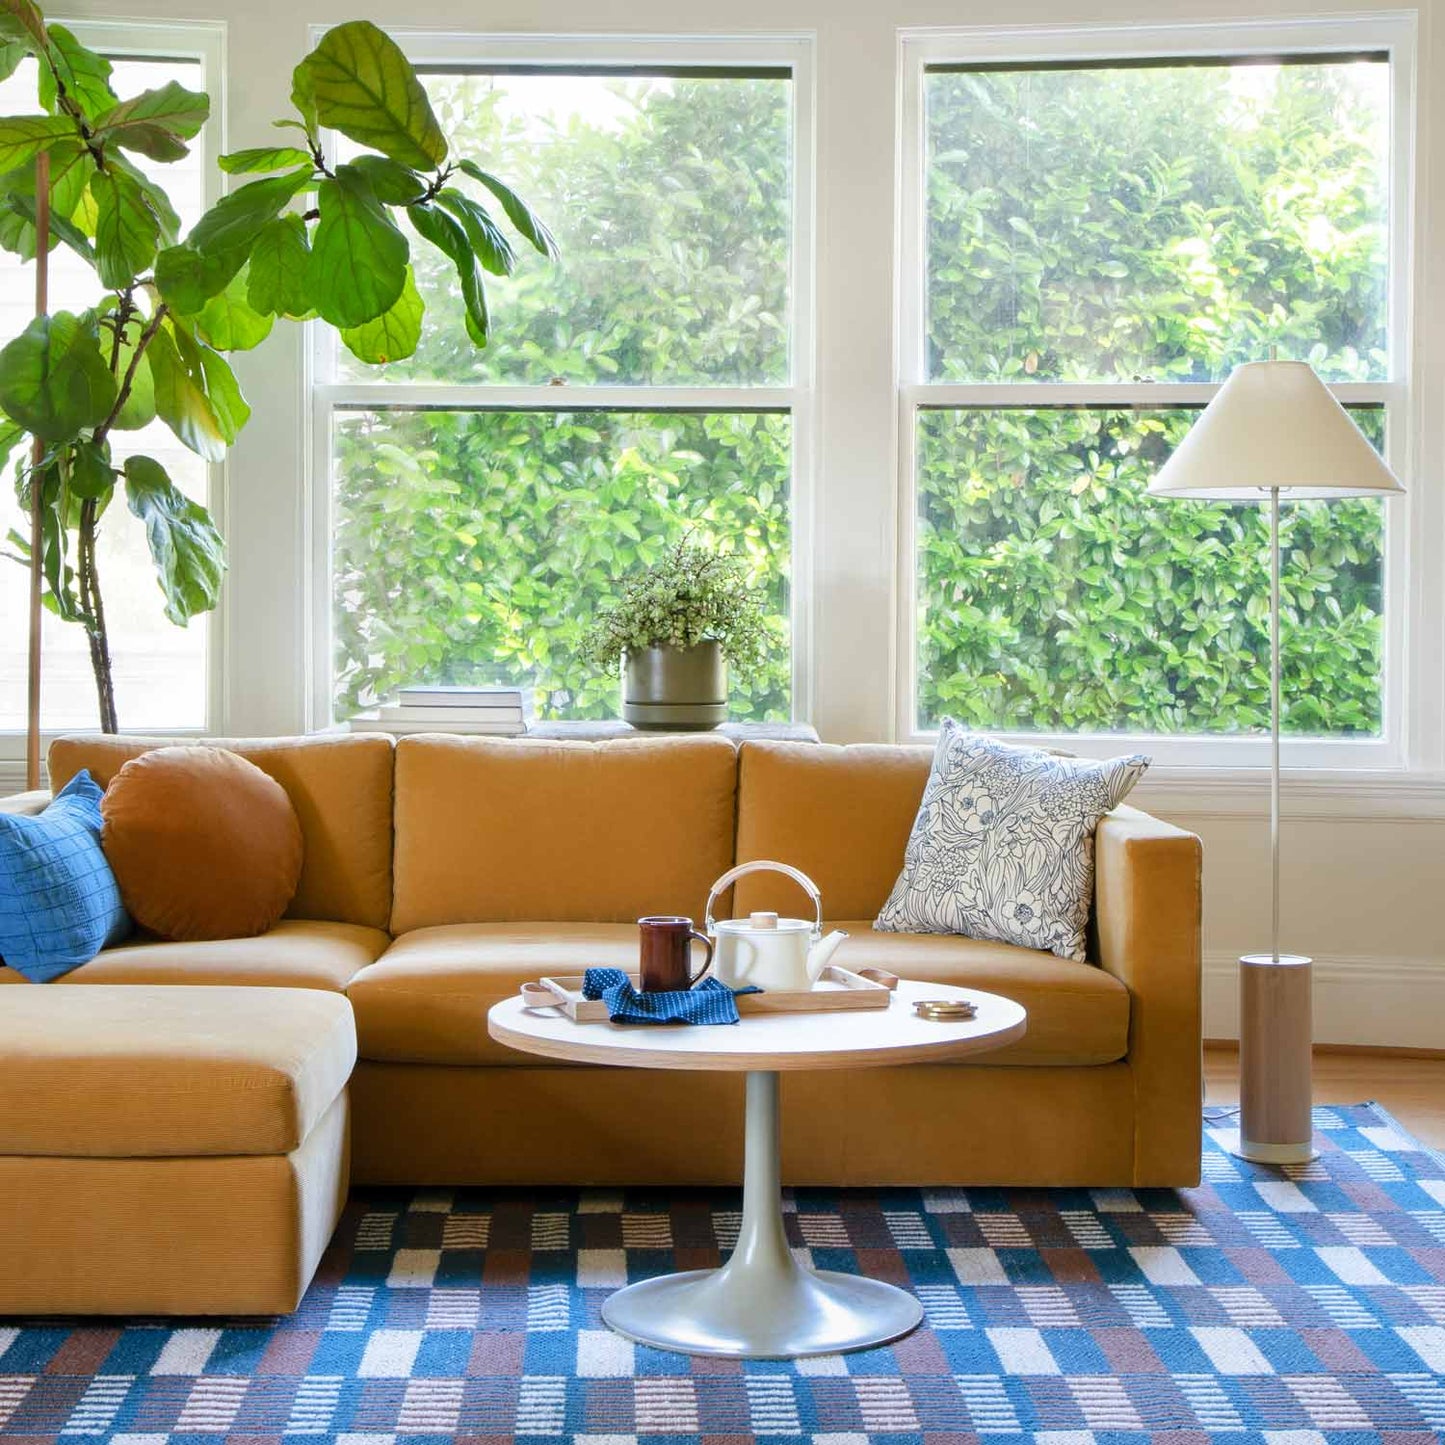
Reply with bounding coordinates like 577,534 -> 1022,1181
76,498 -> 117,733
94,302 -> 166,446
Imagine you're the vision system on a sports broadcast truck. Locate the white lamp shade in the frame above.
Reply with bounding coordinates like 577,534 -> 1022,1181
1148,360 -> 1404,500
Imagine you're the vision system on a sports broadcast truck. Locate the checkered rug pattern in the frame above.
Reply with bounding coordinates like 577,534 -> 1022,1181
2,1104 -> 1444,1444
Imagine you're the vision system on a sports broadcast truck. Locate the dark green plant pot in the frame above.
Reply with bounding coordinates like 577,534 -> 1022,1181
622,642 -> 728,731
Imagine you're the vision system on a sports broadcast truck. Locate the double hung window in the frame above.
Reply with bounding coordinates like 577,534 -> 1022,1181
314,37 -> 811,726
0,25 -> 218,737
899,21 -> 1410,764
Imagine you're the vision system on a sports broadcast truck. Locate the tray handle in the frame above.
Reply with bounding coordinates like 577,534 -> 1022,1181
817,964 -> 900,992
521,978 -> 573,1011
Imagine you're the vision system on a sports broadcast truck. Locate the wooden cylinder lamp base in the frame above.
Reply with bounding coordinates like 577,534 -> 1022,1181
1235,952 -> 1318,1164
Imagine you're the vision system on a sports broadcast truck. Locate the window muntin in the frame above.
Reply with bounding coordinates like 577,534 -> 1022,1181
0,54 -> 210,734
904,36 -> 1402,751
319,48 -> 804,727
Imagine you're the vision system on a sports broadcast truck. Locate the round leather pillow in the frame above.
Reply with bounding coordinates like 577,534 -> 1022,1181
100,746 -> 304,941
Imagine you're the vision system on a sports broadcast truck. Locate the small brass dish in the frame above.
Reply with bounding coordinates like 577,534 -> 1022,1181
913,998 -> 977,1021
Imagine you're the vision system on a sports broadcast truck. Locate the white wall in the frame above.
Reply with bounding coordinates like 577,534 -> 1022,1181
12,0 -> 1445,1047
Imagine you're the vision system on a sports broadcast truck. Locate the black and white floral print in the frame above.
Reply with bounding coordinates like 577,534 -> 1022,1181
875,721 -> 1150,961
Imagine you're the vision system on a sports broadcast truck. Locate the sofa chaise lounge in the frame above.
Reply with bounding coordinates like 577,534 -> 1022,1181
1,730 -> 1202,1314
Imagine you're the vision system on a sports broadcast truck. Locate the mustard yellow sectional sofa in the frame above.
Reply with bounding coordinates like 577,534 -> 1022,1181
1,730 -> 1202,1315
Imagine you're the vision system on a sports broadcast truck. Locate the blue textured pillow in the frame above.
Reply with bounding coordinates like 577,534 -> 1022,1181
0,770 -> 131,981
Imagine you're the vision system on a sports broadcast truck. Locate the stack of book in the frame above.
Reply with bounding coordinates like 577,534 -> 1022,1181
352,685 -> 531,737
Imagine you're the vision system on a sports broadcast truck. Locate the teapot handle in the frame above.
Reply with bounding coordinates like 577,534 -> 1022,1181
705,859 -> 824,936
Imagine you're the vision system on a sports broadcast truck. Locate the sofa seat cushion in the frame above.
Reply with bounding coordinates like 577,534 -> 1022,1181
0,920 -> 389,991
0,985 -> 356,1157
350,922 -> 1127,1068
350,924 -> 643,1065
828,924 -> 1129,1066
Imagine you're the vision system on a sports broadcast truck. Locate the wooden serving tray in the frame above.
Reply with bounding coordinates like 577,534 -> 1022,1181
520,964 -> 899,1022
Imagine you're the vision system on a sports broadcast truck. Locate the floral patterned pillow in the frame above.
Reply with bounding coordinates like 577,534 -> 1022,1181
875,722 -> 1150,961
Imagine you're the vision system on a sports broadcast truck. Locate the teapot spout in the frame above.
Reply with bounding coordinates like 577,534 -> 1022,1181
806,929 -> 850,982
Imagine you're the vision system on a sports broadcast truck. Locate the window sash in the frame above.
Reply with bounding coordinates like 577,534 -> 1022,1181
308,32 -> 815,731
0,20 -> 226,754
896,17 -> 1414,767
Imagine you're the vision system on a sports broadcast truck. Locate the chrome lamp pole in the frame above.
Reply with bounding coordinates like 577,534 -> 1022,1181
1148,361 -> 1403,1165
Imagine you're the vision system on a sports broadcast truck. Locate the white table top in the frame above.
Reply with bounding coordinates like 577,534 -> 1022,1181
487,979 -> 1027,1072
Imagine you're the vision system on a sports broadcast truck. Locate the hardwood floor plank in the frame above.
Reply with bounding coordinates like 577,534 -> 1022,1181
1204,1045 -> 1445,1149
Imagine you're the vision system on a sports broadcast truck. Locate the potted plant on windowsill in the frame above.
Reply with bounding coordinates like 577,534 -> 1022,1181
582,538 -> 767,730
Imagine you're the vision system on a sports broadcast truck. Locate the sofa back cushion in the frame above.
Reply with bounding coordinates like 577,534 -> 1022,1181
48,734 -> 395,931
391,735 -> 738,932
735,741 -> 934,920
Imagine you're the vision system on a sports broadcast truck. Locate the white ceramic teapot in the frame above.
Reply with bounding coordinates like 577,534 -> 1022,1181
704,860 -> 849,992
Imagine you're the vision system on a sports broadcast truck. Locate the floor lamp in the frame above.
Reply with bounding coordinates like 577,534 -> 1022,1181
1148,361 -> 1404,1164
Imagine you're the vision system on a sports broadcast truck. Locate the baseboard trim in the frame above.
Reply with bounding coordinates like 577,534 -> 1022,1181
1203,950 -> 1445,1050
1205,1038 -> 1445,1059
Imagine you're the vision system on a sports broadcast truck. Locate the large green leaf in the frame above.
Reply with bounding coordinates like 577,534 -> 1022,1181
0,415 -> 23,468
457,159 -> 558,258
434,188 -> 515,276
343,154 -> 424,205
0,39 -> 26,82
408,200 -> 487,345
0,114 -> 76,172
0,143 -> 95,262
123,453 -> 225,624
109,320 -> 155,431
307,168 -> 408,328
0,311 -> 116,442
246,213 -> 311,318
147,322 -> 240,461
195,343 -> 248,440
295,21 -> 446,170
218,145 -> 312,175
47,140 -> 94,222
39,24 -> 116,120
157,169 -> 311,313
90,167 -> 160,288
194,268 -> 274,351
109,151 -> 181,245
340,264 -> 422,363
26,458 -> 84,623
93,80 -> 209,161
289,58 -> 318,140
154,244 -> 241,317
189,168 -> 311,257
0,0 -> 48,57
67,437 -> 115,500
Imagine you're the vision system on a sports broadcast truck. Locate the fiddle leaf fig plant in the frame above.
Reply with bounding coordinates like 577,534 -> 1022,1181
0,2 -> 554,731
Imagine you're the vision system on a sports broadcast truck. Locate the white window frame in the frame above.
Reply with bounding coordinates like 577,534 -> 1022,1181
896,15 -> 1417,770
0,19 -> 227,763
306,31 -> 815,732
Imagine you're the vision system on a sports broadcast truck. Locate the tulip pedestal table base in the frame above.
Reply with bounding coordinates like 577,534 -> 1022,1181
602,1070 -> 920,1358
488,977 -> 1027,1359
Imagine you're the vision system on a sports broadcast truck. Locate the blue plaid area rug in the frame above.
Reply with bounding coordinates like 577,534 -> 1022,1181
2,1104 -> 1444,1443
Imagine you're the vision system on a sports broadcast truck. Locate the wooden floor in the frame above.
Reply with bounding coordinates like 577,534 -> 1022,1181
1204,1045 -> 1445,1150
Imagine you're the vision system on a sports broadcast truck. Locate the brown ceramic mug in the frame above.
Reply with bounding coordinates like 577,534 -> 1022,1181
638,915 -> 715,992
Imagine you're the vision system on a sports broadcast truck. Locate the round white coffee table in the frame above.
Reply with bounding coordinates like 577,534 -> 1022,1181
488,978 -> 1026,1359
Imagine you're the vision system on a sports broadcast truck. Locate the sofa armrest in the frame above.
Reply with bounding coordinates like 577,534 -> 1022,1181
1095,803 -> 1203,1186
0,790 -> 51,816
